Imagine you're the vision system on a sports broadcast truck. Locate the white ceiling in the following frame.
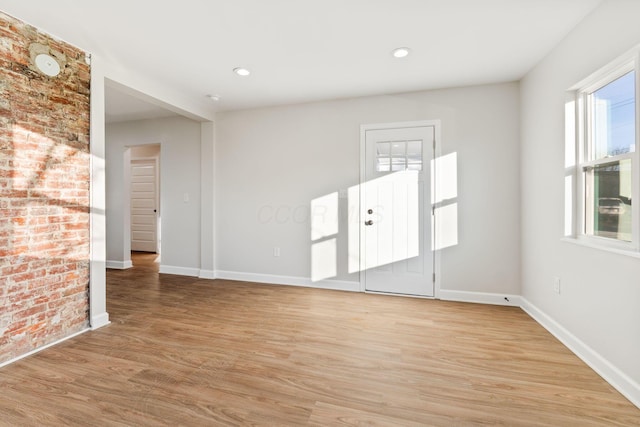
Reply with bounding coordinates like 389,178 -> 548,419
0,0 -> 602,122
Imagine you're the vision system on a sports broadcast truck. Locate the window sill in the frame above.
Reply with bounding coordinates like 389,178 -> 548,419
561,237 -> 640,259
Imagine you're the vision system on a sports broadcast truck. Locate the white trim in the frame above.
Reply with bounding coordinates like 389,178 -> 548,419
128,153 -> 161,254
365,290 -> 435,300
561,237 -> 640,259
159,264 -> 200,277
106,260 -> 133,269
432,123 -> 442,299
133,154 -> 161,254
635,54 -> 640,248
570,44 -> 640,91
0,328 -> 90,369
439,290 -> 521,307
90,313 -> 111,330
215,270 -> 360,292
200,121 -> 216,281
358,124 -> 366,292
572,49 -> 640,252
198,269 -> 216,279
583,61 -> 635,95
89,53 -> 109,337
521,298 -> 640,409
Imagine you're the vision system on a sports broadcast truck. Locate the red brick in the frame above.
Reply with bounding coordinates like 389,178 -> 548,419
0,11 -> 90,365
6,319 -> 28,334
1,263 -> 29,276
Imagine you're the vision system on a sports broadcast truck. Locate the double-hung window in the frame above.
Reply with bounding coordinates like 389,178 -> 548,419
570,52 -> 640,251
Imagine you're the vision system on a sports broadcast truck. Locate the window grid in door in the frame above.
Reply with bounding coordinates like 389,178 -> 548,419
376,140 -> 423,172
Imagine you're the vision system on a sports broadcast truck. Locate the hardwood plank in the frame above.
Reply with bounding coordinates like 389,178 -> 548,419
0,251 -> 638,426
308,401 -> 429,427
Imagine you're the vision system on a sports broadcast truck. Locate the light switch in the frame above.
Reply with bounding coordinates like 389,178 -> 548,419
183,192 -> 190,203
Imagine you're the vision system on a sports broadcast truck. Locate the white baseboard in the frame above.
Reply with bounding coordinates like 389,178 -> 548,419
198,269 -> 216,279
215,270 -> 360,292
521,298 -> 640,409
90,313 -> 110,330
106,260 -> 133,269
439,289 -> 521,307
0,328 -> 90,369
159,264 -> 200,277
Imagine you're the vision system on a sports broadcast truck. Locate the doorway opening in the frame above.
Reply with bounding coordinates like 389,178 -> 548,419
127,144 -> 161,266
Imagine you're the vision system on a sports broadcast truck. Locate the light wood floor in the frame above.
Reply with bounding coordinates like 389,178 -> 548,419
1,253 -> 638,426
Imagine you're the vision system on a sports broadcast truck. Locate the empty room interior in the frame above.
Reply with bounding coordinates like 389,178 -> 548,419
1,0 -> 640,425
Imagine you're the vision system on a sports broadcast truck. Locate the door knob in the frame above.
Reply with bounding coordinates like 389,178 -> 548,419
364,220 -> 373,226
367,209 -> 373,214
153,209 -> 157,213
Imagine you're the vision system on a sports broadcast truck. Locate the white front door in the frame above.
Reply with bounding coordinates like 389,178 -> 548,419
362,123 -> 435,296
130,159 -> 158,253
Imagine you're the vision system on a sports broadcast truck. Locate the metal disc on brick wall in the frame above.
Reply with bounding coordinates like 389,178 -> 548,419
34,53 -> 60,77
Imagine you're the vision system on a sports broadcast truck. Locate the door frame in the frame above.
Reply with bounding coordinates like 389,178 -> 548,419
126,145 -> 161,256
129,156 -> 160,253
358,120 -> 442,298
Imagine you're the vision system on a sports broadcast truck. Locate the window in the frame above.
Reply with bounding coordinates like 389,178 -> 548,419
376,140 -> 422,172
570,54 -> 640,250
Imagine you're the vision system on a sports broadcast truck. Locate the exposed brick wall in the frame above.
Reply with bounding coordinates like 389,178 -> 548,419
0,12 -> 91,363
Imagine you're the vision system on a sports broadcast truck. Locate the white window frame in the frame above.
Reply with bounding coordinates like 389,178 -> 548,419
569,49 -> 640,253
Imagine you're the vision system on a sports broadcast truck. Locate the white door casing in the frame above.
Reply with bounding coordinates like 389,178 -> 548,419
130,159 -> 158,252
360,122 -> 437,297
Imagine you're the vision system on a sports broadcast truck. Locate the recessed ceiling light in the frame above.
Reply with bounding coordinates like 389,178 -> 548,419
391,47 -> 411,58
206,94 -> 220,101
233,67 -> 251,76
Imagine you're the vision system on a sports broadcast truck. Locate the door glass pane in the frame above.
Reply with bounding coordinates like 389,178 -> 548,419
377,141 -> 390,156
590,159 -> 632,241
376,142 -> 390,172
406,140 -> 422,171
391,141 -> 406,171
592,71 -> 636,160
391,157 -> 406,171
391,141 -> 405,156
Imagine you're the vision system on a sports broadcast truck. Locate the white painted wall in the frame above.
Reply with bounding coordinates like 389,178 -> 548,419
520,0 -> 640,405
106,117 -> 202,273
200,122 -> 216,279
89,53 -> 109,329
215,82 -> 521,294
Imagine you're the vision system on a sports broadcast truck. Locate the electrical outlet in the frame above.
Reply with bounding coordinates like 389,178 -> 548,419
273,247 -> 280,257
553,277 -> 561,294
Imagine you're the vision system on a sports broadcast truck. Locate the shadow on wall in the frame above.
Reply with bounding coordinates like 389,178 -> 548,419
1,121 -> 93,362
309,152 -> 459,282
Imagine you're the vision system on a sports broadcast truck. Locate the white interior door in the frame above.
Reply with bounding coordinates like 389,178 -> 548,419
362,124 -> 434,296
130,159 -> 158,252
